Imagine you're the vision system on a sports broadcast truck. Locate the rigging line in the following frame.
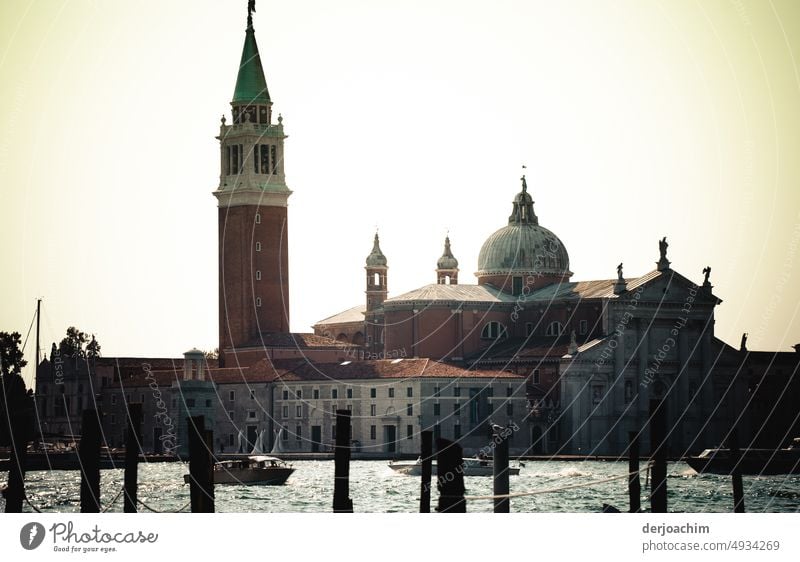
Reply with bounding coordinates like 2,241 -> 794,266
23,492 -> 44,513
20,306 -> 37,354
136,498 -> 191,513
463,465 -> 653,501
101,486 -> 126,513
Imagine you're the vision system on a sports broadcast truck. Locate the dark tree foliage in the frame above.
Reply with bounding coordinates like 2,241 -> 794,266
0,331 -> 35,446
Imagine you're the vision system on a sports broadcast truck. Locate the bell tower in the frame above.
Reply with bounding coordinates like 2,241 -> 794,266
365,233 -> 388,352
436,235 -> 459,285
214,2 -> 291,364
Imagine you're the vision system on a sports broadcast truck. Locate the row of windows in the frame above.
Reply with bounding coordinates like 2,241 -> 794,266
482,319 -> 590,340
277,387 -> 414,401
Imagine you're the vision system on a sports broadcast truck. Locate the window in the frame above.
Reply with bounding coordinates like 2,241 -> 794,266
187,398 -> 195,407
506,402 -> 513,416
512,276 -> 523,296
481,321 -> 508,340
433,423 -> 441,440
373,272 -> 380,286
258,144 -> 269,173
228,434 -> 235,447
370,388 -> 376,398
407,425 -> 413,439
229,390 -> 235,401
295,426 -> 301,440
346,388 -> 353,399
546,321 -> 564,336
256,297 -> 262,307
313,389 -> 319,399
249,390 -> 255,399
370,404 -> 376,416
282,390 -> 289,400
248,410 -> 256,419
433,403 -> 441,416
270,145 -> 277,174
453,386 -> 461,397
296,405 -> 302,418
454,423 -> 461,440
228,411 -> 235,421
407,387 -> 413,398
407,404 -> 413,416
579,319 -> 588,335
532,369 -> 540,384
433,385 -> 441,397
624,380 -> 633,404
526,322 -> 534,337
281,427 -> 288,441
295,389 -> 302,400
388,388 -> 395,398
282,406 -> 289,418
370,425 -> 377,440
255,270 -> 262,281
453,402 -> 461,416
205,399 -> 212,407
592,385 -> 604,405
506,387 -> 513,397
346,404 -> 352,411
332,388 -> 338,399
255,241 -> 261,252
255,213 -> 261,224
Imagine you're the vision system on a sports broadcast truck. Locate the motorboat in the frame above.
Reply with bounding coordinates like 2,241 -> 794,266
183,455 -> 294,485
686,438 -> 800,475
389,456 -> 521,477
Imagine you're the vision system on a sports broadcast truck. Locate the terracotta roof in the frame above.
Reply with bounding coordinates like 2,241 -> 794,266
277,358 -> 522,382
384,284 -> 517,305
238,332 -> 355,349
314,304 -> 366,326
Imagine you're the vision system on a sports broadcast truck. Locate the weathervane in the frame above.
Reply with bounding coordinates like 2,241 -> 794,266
247,0 -> 256,28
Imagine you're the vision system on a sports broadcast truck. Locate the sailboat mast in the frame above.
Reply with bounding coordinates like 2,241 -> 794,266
34,298 -> 41,384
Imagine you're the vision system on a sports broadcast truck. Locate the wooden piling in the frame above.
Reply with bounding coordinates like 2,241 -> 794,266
493,426 -> 510,513
123,403 -> 143,513
79,409 -> 101,513
420,430 -> 433,513
628,431 -> 641,513
436,438 -> 465,513
4,423 -> 28,513
187,415 -> 214,513
333,409 -> 353,513
649,399 -> 667,513
729,428 -> 745,513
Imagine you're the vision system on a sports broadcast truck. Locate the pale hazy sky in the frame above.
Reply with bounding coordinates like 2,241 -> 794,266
2,0 -> 800,387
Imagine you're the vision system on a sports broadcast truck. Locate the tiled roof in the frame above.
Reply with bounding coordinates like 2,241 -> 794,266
384,284 -> 517,305
467,336 -> 573,362
277,358 -> 522,382
314,304 -> 366,326
239,332 -> 354,349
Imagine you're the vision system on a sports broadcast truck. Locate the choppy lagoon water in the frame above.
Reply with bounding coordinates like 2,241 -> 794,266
3,461 -> 799,513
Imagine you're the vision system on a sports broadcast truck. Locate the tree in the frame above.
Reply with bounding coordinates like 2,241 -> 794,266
58,326 -> 88,357
86,334 -> 101,359
204,348 -> 219,360
0,331 -> 27,378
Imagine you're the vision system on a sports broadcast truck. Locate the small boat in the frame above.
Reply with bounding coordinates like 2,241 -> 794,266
686,438 -> 800,476
183,455 -> 294,485
389,456 -> 521,477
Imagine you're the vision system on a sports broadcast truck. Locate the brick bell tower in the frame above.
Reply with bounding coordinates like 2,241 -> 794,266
214,3 -> 291,366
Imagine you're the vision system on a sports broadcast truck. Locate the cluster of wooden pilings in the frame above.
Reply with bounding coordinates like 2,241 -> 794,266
4,401 -> 746,513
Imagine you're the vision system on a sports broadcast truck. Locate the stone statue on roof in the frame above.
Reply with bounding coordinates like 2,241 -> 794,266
659,237 -> 668,260
703,266 -> 711,285
617,263 -> 623,281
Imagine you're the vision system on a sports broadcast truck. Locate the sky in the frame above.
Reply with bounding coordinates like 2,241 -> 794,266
2,0 -> 800,387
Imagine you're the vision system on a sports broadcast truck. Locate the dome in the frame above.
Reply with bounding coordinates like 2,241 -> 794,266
365,233 -> 387,267
476,175 -> 571,277
437,236 -> 459,270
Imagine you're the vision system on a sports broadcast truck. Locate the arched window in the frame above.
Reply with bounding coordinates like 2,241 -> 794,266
255,213 -> 261,224
256,297 -> 262,307
545,321 -> 563,336
373,273 -> 380,286
481,321 -> 508,340
256,270 -> 261,281
255,241 -> 261,252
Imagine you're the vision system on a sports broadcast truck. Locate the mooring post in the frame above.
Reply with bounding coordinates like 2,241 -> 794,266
333,409 -> 353,513
493,426 -> 510,513
649,399 -> 667,513
4,422 -> 28,513
420,430 -> 433,513
188,415 -> 214,513
123,403 -> 143,513
729,428 -> 745,513
436,438 -> 465,513
79,409 -> 102,513
629,431 -> 641,513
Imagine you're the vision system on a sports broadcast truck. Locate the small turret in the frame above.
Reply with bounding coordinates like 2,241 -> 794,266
436,236 -> 459,285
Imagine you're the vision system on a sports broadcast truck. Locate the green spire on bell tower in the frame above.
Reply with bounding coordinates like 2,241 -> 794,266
233,0 -> 270,105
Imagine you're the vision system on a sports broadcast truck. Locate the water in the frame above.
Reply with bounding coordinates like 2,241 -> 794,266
3,461 -> 799,513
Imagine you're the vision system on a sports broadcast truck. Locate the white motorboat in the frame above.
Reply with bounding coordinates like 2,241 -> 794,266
389,456 -> 521,477
184,455 -> 295,485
